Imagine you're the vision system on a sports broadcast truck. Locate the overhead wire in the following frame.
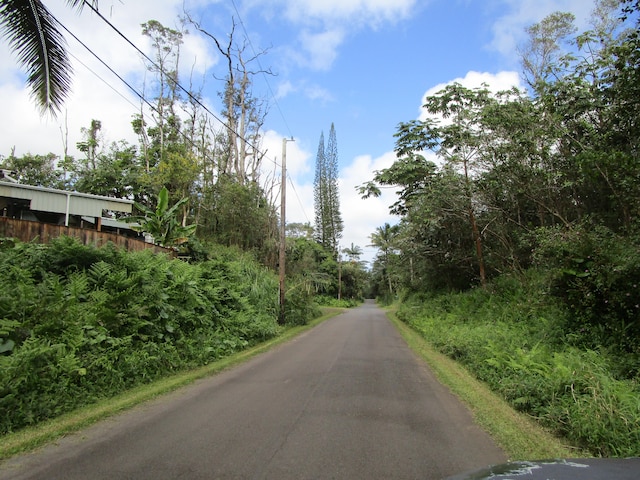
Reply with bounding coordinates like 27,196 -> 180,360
57,21 -> 153,112
80,0 -> 281,170
287,176 -> 312,224
57,18 -> 225,173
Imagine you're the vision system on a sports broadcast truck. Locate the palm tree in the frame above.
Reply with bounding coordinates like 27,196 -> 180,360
342,242 -> 363,263
369,223 -> 399,296
0,0 -> 92,117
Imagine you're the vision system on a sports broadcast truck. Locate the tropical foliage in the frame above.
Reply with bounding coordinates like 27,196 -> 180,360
0,237 -> 319,434
0,0 -> 91,117
124,187 -> 196,247
397,273 -> 640,457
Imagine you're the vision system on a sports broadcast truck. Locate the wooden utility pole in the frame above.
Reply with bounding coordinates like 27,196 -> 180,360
337,246 -> 342,301
279,137 -> 294,324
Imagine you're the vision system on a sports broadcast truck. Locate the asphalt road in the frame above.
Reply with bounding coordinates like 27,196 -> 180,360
0,300 -> 506,479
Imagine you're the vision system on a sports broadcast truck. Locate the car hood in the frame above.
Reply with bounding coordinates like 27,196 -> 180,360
447,458 -> 640,480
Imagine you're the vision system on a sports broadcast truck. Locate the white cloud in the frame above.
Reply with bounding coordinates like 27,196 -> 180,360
256,129 -> 315,227
339,151 -> 399,265
276,80 -> 295,99
304,84 -> 335,103
297,28 -> 345,71
261,130 -> 311,180
250,0 -> 419,71
0,72 -> 146,160
274,78 -> 334,102
249,0 -> 417,27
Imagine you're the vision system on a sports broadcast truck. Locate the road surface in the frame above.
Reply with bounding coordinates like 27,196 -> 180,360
0,300 -> 506,479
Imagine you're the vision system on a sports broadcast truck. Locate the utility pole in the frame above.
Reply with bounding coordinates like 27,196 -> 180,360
337,245 -> 342,301
279,137 -> 294,325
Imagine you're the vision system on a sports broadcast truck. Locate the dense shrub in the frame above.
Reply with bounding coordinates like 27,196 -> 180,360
315,295 -> 361,308
398,272 -> 640,457
0,237 -> 318,434
533,224 -> 640,356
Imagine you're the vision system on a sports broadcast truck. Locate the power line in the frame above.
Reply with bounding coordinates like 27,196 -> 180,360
81,0 -> 280,170
66,49 -> 139,111
287,174 -> 312,224
57,21 -> 153,112
56,15 -> 230,178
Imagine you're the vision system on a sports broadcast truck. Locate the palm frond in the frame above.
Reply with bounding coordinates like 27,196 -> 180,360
0,0 -> 72,117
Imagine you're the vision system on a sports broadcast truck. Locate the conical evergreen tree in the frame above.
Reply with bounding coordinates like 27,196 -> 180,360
313,132 -> 326,246
326,123 -> 343,253
313,123 -> 343,256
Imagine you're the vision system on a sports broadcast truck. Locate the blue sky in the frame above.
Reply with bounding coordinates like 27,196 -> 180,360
0,0 -> 598,264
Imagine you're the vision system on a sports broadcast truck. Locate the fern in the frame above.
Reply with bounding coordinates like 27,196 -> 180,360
87,261 -> 112,287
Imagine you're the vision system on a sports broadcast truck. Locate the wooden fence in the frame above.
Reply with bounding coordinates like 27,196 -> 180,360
0,217 -> 175,257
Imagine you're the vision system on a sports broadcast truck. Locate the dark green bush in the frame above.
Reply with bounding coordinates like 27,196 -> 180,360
534,224 -> 640,356
0,237 -> 294,434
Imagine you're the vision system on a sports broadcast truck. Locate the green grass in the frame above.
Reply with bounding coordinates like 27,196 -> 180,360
386,307 -> 585,461
0,308 -> 344,461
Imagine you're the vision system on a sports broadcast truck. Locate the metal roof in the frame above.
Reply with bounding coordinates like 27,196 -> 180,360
0,181 -> 133,218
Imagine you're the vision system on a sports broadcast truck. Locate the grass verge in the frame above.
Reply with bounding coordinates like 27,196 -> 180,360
386,307 -> 586,461
0,308 -> 344,461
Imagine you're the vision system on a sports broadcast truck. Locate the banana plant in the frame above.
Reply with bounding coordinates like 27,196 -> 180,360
124,187 -> 196,247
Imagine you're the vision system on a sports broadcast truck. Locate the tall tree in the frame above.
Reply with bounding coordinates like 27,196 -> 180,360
395,84 -> 493,286
313,124 -> 343,255
0,0 -> 94,117
186,15 -> 271,183
343,243 -> 363,263
76,119 -> 102,170
519,11 -> 577,91
313,131 -> 327,246
326,123 -> 343,252
138,19 -> 185,172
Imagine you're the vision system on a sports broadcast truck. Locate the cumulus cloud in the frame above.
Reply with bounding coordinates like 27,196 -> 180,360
281,0 -> 416,27
275,79 -> 334,102
0,65 -> 141,159
261,130 -> 311,180
276,81 -> 295,99
297,28 -> 346,71
338,151 -> 399,265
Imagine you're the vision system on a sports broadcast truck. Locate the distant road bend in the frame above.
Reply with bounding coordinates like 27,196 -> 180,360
1,300 -> 506,479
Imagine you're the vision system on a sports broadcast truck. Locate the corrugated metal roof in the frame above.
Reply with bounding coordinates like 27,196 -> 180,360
0,182 -> 133,217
